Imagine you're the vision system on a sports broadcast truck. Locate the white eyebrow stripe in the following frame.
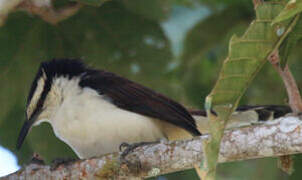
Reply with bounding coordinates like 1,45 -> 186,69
27,76 -> 46,119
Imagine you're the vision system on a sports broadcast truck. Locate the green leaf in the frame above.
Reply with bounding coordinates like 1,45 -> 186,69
202,1 -> 291,178
70,0 -> 110,6
279,15 -> 302,68
271,0 -> 302,68
209,2 -> 289,112
272,0 -> 302,24
0,1 -> 172,165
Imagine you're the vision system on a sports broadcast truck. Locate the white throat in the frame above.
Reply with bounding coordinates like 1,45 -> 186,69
34,76 -> 82,126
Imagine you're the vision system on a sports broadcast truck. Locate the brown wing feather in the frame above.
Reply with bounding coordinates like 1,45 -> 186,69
80,70 -> 201,136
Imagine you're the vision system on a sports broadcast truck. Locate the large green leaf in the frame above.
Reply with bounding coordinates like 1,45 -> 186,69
208,2 -> 289,113
272,0 -> 302,24
271,0 -> 302,68
202,1 -> 292,179
0,1 -> 172,165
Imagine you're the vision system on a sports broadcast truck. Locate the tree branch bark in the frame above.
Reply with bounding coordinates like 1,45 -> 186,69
268,51 -> 302,114
3,116 -> 302,179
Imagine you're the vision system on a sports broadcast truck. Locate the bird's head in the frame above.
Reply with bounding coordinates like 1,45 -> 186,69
16,59 -> 87,150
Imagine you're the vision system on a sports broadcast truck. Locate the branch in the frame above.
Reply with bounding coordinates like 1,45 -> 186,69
4,116 -> 302,179
268,52 -> 302,113
267,14 -> 302,114
0,0 -> 23,25
0,0 -> 83,26
267,13 -> 302,174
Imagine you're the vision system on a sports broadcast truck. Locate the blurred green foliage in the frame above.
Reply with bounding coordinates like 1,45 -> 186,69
1,0 -> 302,179
72,0 -> 109,6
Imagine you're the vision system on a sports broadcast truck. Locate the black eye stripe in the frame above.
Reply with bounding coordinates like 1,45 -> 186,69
28,77 -> 52,120
27,69 -> 43,107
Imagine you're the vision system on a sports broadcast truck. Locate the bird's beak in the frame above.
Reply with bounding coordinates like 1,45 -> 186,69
16,119 -> 34,150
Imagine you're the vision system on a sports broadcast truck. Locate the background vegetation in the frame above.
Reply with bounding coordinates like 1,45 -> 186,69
1,0 -> 302,179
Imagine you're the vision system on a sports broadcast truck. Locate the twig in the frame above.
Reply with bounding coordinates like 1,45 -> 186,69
252,0 -> 263,9
266,65 -> 298,170
267,14 -> 302,114
0,0 -> 23,26
268,49 -> 302,176
3,116 -> 302,179
267,10 -> 302,176
271,61 -> 302,113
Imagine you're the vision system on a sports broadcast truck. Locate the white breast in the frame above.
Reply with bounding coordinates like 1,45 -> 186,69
49,87 -> 166,159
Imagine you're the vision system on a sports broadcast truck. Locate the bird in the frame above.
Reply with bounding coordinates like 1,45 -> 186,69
16,58 -> 292,160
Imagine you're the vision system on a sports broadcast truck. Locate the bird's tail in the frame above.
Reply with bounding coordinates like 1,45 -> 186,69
190,105 -> 292,134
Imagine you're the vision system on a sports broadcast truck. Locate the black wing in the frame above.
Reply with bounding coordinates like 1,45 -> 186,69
80,70 -> 201,136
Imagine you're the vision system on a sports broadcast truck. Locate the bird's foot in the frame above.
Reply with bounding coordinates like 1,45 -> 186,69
119,141 -> 158,163
50,158 -> 76,170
